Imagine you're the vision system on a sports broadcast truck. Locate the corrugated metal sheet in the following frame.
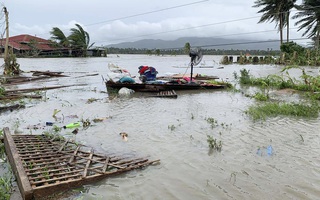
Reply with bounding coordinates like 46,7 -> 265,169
0,34 -> 66,51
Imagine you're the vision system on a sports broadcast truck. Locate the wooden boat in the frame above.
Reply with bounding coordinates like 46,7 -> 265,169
105,80 -> 226,92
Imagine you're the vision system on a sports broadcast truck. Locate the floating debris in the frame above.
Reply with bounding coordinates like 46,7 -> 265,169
92,117 -> 107,123
119,132 -> 128,141
52,109 -> 61,118
0,104 -> 25,113
63,122 -> 81,129
72,128 -> 79,135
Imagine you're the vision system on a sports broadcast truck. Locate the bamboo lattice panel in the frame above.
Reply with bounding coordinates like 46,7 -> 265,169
3,127 -> 159,200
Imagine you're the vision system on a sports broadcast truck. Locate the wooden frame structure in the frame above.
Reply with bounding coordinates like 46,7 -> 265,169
3,127 -> 159,200
151,90 -> 178,98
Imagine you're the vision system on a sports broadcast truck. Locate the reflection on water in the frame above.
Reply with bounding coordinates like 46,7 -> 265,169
1,55 -> 320,200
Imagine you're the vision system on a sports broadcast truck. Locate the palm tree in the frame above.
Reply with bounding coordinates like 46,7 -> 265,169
50,27 -> 69,47
282,0 -> 297,42
293,0 -> 320,49
253,0 -> 296,45
68,24 -> 94,57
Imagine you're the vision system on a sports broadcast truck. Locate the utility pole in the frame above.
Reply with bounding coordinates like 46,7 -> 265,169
4,6 -> 9,63
2,6 -> 20,75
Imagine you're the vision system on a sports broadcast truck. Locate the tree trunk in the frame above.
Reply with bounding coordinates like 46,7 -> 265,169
4,7 -> 9,63
287,12 -> 290,43
316,30 -> 320,50
279,14 -> 283,45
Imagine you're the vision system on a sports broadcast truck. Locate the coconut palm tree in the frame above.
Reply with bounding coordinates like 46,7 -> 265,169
293,0 -> 320,49
253,0 -> 296,45
253,0 -> 285,45
282,0 -> 297,42
68,24 -> 94,57
50,27 -> 69,47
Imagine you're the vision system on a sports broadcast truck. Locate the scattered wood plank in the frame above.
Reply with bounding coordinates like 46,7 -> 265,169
1,76 -> 52,85
4,84 -> 88,94
75,73 -> 99,78
0,104 -> 25,112
0,84 -> 87,101
0,94 -> 42,100
31,71 -> 69,77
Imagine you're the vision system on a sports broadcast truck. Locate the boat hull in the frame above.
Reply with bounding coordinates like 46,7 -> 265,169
105,81 -> 226,92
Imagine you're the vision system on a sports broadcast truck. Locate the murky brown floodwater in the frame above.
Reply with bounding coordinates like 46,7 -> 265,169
1,55 -> 320,200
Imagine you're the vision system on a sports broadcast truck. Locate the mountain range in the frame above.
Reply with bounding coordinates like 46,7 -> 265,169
107,37 -> 281,50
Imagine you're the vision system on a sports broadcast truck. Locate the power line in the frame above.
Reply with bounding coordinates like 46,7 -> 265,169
96,15 -> 263,44
95,5 -> 320,45
192,38 -> 309,49
33,0 -> 209,39
85,0 -> 209,27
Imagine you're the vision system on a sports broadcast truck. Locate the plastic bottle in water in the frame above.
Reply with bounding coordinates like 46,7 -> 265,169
267,145 -> 273,156
46,122 -> 54,126
63,122 -> 81,129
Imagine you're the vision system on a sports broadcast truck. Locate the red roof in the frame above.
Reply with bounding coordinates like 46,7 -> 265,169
0,34 -> 63,51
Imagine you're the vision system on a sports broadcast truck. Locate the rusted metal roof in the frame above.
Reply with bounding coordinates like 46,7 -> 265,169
0,34 -> 65,51
3,127 -> 159,200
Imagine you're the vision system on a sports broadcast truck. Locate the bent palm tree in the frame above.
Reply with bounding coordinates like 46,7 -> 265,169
68,24 -> 94,57
293,0 -> 320,49
50,27 -> 69,47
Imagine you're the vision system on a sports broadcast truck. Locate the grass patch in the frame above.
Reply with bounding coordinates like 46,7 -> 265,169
207,135 -> 222,151
0,87 -> 5,97
207,80 -> 232,88
86,98 -> 99,104
235,66 -> 320,93
168,124 -> 176,131
246,102 -> 320,120
206,117 -> 218,129
252,92 -> 269,101
0,173 -> 12,200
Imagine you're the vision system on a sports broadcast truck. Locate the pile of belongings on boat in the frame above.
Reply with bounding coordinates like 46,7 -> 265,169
107,63 -> 210,85
107,63 -> 159,84
138,65 -> 158,82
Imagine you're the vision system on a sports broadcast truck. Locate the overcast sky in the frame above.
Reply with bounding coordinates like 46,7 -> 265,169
2,0 -> 308,47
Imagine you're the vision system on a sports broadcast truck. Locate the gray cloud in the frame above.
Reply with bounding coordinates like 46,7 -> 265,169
4,0 -> 307,46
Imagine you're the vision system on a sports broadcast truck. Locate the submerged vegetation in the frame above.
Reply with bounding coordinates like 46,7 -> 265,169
236,66 -> 320,93
207,135 -> 222,151
235,66 -> 320,120
246,102 -> 320,120
0,172 -> 12,200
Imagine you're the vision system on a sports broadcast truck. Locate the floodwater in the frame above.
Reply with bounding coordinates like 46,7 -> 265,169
1,55 -> 320,200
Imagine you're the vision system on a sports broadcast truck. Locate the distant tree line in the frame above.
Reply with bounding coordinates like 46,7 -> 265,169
106,47 -> 280,56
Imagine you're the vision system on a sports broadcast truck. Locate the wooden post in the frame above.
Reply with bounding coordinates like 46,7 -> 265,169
4,7 -> 9,62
